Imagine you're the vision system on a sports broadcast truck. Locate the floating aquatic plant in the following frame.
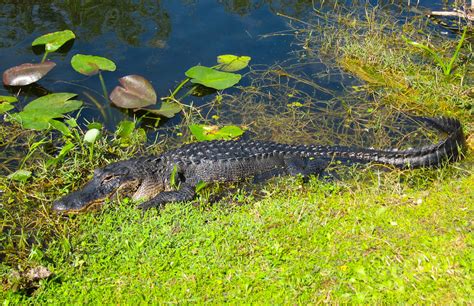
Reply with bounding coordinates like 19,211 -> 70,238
189,124 -> 244,141
11,93 -> 82,133
71,54 -> 116,101
2,30 -> 75,86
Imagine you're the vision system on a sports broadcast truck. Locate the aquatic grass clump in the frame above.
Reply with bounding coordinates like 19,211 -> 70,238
403,27 -> 468,76
288,5 -> 473,124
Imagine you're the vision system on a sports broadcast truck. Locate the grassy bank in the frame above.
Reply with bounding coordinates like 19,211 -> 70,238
2,165 -> 473,303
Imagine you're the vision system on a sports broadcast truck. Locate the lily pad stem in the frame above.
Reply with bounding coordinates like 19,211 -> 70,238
180,86 -> 197,100
88,144 -> 94,163
41,51 -> 50,64
98,71 -> 110,102
169,77 -> 190,100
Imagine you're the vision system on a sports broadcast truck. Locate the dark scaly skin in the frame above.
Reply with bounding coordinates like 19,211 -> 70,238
52,117 -> 467,212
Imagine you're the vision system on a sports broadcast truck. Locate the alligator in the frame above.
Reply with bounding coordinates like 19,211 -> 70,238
53,117 -> 466,212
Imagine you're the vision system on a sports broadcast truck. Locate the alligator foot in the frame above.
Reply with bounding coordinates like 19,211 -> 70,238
137,184 -> 196,211
285,157 -> 330,181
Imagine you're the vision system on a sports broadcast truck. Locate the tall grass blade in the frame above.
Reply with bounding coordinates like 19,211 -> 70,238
446,27 -> 468,75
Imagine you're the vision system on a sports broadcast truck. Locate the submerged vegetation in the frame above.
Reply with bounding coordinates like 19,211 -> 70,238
1,1 -> 473,304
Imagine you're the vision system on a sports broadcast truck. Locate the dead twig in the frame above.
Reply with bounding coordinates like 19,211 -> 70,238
429,9 -> 474,22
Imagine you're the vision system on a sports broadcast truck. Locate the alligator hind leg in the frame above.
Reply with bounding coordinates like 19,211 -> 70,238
285,157 -> 330,180
252,167 -> 287,184
137,184 -> 196,211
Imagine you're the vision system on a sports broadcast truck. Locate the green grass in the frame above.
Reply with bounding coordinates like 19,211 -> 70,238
2,165 -> 473,303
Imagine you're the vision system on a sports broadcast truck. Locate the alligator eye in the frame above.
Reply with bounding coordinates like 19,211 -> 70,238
101,174 -> 115,183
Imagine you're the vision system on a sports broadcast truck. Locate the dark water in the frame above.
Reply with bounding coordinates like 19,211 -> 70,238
1,1 -> 312,128
0,0 -> 458,130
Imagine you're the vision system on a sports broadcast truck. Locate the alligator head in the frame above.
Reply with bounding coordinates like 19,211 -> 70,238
53,160 -> 146,212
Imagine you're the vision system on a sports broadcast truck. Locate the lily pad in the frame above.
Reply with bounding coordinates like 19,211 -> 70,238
32,30 -> 76,53
144,101 -> 181,118
0,96 -> 18,103
217,54 -> 251,72
71,54 -> 116,76
2,61 -> 56,86
23,93 -> 81,114
185,66 -> 241,90
189,124 -> 244,141
84,128 -> 101,144
8,169 -> 32,182
13,111 -> 52,130
110,75 -> 157,109
0,95 -> 18,114
13,93 -> 82,130
0,103 -> 14,114
115,120 -> 136,138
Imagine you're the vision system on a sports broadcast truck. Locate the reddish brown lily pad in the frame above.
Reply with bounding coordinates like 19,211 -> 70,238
2,61 -> 56,86
110,75 -> 157,109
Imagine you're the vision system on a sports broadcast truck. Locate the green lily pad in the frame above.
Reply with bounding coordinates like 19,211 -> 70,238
71,54 -> 116,76
0,96 -> 17,114
84,128 -> 101,144
13,112 -> 51,130
116,120 -> 136,138
0,96 -> 18,103
0,95 -> 17,113
189,124 -> 244,141
144,101 -> 181,118
32,30 -> 76,53
13,93 -> 82,131
8,169 -> 32,182
217,54 -> 251,72
0,103 -> 14,114
23,93 -> 81,114
185,66 -> 241,90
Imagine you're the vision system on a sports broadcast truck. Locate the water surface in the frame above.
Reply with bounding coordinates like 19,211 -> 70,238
1,1 -> 451,126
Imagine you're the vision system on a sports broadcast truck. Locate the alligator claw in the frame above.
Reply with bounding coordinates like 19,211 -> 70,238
137,184 -> 196,211
136,201 -> 162,211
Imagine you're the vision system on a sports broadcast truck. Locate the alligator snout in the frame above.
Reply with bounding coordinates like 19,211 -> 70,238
52,181 -> 106,212
52,192 -> 94,212
52,200 -> 68,211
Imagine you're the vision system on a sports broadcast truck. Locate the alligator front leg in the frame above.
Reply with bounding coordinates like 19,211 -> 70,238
137,184 -> 196,211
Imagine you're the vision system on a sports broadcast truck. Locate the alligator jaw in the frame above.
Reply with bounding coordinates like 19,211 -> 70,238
53,178 -> 141,213
52,180 -> 114,213
53,197 -> 104,213
53,189 -> 103,213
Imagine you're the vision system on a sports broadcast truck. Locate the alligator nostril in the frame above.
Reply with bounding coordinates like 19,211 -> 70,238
52,201 -> 67,211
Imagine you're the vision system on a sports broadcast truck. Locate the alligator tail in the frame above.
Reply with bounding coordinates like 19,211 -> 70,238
310,117 -> 467,169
